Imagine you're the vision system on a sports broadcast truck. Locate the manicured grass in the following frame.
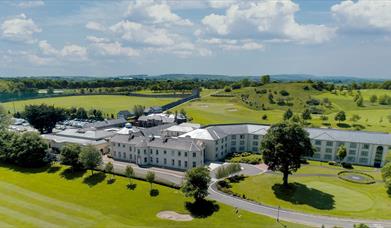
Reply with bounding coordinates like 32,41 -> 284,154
2,95 -> 177,116
173,83 -> 391,132
0,164 -> 305,227
230,163 -> 391,219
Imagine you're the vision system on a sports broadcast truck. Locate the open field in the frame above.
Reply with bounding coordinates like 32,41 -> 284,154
229,162 -> 391,219
1,95 -> 177,116
0,163 -> 305,227
174,83 -> 391,132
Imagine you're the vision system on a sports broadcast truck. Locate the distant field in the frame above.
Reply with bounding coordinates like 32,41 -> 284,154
0,164 -> 304,227
173,83 -> 391,132
2,95 -> 177,116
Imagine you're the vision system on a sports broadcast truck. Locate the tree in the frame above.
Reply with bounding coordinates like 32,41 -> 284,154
60,143 -> 82,170
133,105 -> 145,118
125,165 -> 134,184
105,162 -> 114,180
261,75 -> 270,84
334,111 -> 346,123
302,109 -> 312,120
23,104 -> 66,133
336,145 -> 347,163
283,108 -> 293,120
0,105 -> 10,129
370,95 -> 377,104
350,114 -> 361,123
11,132 -> 49,167
79,145 -> 102,175
261,122 -> 314,187
146,171 -> 155,190
381,162 -> 391,193
180,108 -> 187,117
356,96 -> 364,107
181,167 -> 211,202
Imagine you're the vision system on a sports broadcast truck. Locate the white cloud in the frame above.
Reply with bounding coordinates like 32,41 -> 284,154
110,20 -> 177,46
85,21 -> 106,31
331,0 -> 391,32
1,14 -> 41,43
39,40 -> 87,59
18,0 -> 45,8
208,0 -> 238,9
87,36 -> 139,57
86,36 -> 109,43
201,0 -> 336,44
200,38 -> 263,51
126,0 -> 193,26
26,54 -> 51,65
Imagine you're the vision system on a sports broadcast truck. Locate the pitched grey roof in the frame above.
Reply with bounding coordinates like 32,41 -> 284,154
307,128 -> 391,146
84,118 -> 127,129
110,134 -> 204,152
55,128 -> 116,140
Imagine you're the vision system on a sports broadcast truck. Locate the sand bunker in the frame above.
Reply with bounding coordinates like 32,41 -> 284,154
226,108 -> 237,112
157,211 -> 193,221
199,104 -> 209,108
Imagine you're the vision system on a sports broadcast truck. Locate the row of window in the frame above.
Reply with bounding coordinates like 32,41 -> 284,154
313,140 -> 370,150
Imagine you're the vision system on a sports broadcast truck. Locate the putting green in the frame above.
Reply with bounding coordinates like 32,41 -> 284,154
305,181 -> 374,212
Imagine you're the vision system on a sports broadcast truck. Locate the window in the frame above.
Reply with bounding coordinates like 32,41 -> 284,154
144,150 -> 146,155
192,161 -> 196,168
240,141 -> 245,145
240,135 -> 245,139
150,157 -> 152,162
315,140 -> 321,146
231,147 -> 236,152
117,143 -> 120,147
350,143 -> 357,148
164,158 -> 167,165
123,144 -> 125,148
156,158 -> 159,164
129,154 -> 132,160
184,152 -> 187,157
231,141 -> 236,146
129,147 -> 132,151
325,148 -> 332,154
144,157 -> 147,163
326,141 -> 333,147
178,151 -> 181,156
178,160 -> 181,167
362,144 -> 370,150
185,161 -> 188,167
164,150 -> 167,155
359,157 -> 368,164
239,146 -> 245,151
253,135 -> 259,140
156,150 -> 159,155
118,152 -> 121,159
123,152 -> 126,159
348,149 -> 356,155
361,151 -> 369,157
171,151 -> 174,156
150,150 -> 153,155
193,152 -> 196,157
312,153 -> 321,159
252,141 -> 258,146
172,159 -> 175,166
316,146 -> 321,152
347,156 -> 355,162
137,149 -> 140,155
231,135 -> 236,140
324,154 -> 332,160
113,151 -> 116,157
252,147 -> 258,152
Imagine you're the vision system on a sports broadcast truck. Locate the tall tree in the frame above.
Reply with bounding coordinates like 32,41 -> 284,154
23,104 -> 66,133
79,145 -> 102,175
11,132 -> 49,167
125,165 -> 134,184
105,162 -> 114,180
261,122 -> 314,187
260,75 -> 271,84
60,143 -> 82,170
370,95 -> 377,104
133,105 -> 145,118
146,171 -> 155,190
181,167 -> 211,202
283,108 -> 293,120
302,109 -> 312,120
337,145 -> 347,163
334,111 -> 346,123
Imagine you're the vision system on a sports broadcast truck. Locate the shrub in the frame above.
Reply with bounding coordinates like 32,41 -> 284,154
328,161 -> 336,166
279,90 -> 289,96
262,114 -> 268,120
306,98 -> 320,106
341,162 -> 353,169
215,163 -> 241,179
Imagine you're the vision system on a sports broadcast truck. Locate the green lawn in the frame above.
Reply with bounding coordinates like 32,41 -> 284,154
230,163 -> 391,219
172,84 -> 391,132
0,164 -> 305,227
2,95 -> 177,116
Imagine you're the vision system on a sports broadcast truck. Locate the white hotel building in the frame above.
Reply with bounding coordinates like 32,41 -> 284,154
110,124 -> 391,170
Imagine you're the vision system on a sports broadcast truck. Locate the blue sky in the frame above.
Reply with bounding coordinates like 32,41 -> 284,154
1,0 -> 391,78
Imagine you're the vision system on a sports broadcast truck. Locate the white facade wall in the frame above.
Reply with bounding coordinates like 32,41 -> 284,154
110,142 -> 204,170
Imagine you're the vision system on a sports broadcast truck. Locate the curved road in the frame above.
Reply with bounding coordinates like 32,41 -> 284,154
208,164 -> 391,228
